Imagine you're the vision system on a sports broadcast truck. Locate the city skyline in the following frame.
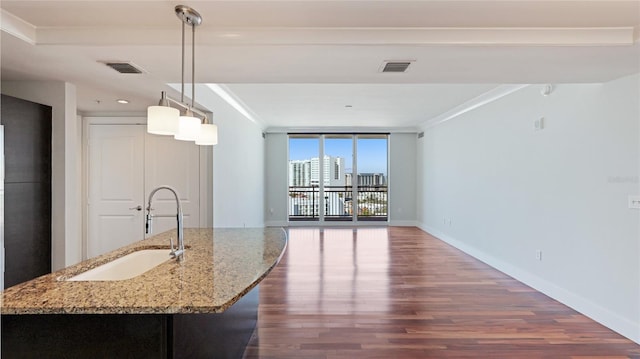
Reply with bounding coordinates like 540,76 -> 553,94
289,155 -> 387,187
289,137 -> 388,175
289,155 -> 345,187
288,153 -> 388,219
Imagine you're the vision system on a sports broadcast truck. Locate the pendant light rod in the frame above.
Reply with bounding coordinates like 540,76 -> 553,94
192,23 -> 196,109
174,5 -> 202,112
181,20 -> 185,104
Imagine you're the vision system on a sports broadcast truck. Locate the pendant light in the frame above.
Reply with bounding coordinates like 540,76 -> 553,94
147,92 -> 179,135
196,123 -> 218,145
146,5 -> 218,146
175,113 -> 201,141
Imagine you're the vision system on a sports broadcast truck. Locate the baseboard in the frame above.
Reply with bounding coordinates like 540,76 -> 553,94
271,220 -> 401,228
388,220 -> 418,227
416,222 -> 640,345
265,220 -> 288,227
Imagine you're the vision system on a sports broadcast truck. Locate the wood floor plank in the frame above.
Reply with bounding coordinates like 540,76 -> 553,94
243,227 -> 640,358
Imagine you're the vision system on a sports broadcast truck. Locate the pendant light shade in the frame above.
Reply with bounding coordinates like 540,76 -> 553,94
146,5 -> 218,146
174,115 -> 201,141
147,105 -> 180,135
195,123 -> 218,146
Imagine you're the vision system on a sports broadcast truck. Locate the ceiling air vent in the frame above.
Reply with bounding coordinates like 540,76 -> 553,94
103,62 -> 144,74
381,61 -> 413,73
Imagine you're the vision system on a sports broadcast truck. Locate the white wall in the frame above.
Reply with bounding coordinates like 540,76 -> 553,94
1,81 -> 81,270
265,132 -> 418,226
201,92 -> 265,228
264,133 -> 289,226
417,73 -> 640,343
389,133 -> 417,225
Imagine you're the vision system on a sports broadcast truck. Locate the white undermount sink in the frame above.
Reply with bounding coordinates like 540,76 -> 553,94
66,249 -> 173,281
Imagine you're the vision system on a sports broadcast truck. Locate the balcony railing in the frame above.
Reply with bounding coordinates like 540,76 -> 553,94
356,185 -> 388,221
288,186 -> 320,221
288,185 -> 387,221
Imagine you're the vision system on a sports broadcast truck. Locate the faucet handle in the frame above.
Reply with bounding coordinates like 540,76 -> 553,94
145,213 -> 153,234
169,237 -> 176,256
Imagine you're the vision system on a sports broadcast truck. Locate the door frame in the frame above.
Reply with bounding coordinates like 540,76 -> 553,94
82,116 -> 212,261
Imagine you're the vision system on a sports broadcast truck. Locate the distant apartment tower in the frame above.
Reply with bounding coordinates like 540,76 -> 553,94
346,173 -> 387,186
325,155 -> 345,187
290,155 -> 344,187
289,160 -> 311,187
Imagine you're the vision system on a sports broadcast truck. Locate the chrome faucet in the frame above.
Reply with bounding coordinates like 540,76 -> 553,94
145,186 -> 185,261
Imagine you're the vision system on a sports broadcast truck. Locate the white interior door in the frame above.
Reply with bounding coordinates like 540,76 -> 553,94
87,123 -> 201,258
144,133 -> 200,237
88,125 -> 145,258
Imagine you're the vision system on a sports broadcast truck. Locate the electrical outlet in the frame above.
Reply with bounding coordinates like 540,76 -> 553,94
629,196 -> 640,209
535,250 -> 542,261
534,117 -> 544,131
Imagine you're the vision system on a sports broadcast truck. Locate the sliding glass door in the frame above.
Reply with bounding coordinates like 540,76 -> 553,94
288,135 -> 320,221
356,135 -> 388,221
324,135 -> 353,221
288,134 -> 388,223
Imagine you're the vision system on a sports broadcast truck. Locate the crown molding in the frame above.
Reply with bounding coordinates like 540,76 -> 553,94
265,126 -> 418,134
420,84 -> 530,130
1,9 -> 36,44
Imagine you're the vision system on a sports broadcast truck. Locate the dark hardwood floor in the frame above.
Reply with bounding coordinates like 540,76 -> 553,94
244,227 -> 640,358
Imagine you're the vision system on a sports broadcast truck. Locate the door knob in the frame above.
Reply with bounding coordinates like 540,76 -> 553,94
129,205 -> 142,211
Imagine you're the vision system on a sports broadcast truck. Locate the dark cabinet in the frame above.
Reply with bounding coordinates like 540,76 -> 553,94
1,94 -> 52,288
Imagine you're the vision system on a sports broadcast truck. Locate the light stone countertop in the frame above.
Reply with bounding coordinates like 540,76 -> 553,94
1,228 -> 287,314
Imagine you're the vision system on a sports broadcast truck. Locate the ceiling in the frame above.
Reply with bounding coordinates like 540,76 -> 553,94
1,1 -> 639,129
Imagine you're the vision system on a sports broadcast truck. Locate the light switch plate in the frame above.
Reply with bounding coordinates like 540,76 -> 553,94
535,250 -> 542,261
629,195 -> 640,209
534,117 -> 544,131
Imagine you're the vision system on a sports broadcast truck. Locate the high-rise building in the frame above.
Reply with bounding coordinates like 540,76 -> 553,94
358,173 -> 387,186
310,157 -> 319,185
289,160 -> 312,187
290,155 -> 345,187
345,173 -> 387,186
324,155 -> 344,187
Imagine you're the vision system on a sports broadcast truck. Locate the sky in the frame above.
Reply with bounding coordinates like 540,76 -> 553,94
289,137 -> 387,174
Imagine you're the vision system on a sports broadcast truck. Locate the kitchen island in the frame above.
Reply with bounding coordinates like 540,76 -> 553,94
1,227 -> 287,358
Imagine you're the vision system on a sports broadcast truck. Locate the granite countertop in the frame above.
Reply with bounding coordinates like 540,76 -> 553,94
1,228 -> 287,315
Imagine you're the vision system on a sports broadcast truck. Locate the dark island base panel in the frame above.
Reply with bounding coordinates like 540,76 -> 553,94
171,286 -> 259,359
1,286 -> 259,359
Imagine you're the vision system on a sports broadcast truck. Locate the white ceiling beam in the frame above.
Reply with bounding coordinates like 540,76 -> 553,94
33,27 -> 635,46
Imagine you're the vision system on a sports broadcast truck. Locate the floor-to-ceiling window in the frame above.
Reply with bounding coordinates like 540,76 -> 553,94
324,135 -> 353,221
288,134 -> 388,223
356,134 -> 388,221
288,135 -> 320,221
